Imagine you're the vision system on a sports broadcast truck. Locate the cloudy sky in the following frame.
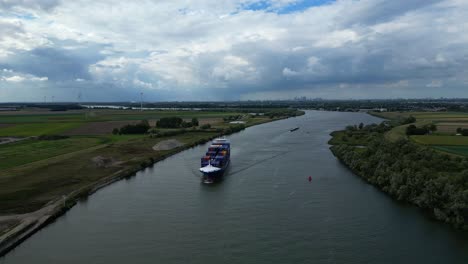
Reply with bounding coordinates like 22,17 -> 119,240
0,0 -> 467,102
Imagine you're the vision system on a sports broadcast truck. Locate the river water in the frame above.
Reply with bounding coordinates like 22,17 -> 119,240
2,111 -> 468,263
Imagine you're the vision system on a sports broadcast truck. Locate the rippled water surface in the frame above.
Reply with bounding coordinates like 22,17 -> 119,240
3,111 -> 468,264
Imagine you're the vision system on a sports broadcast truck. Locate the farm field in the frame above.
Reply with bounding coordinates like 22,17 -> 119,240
0,110 -> 244,124
432,146 -> 468,157
0,123 -> 83,137
372,111 -> 468,121
410,135 -> 468,146
0,137 -> 104,170
378,111 -> 468,156
0,131 -> 219,214
0,107 -> 301,231
436,122 -> 468,134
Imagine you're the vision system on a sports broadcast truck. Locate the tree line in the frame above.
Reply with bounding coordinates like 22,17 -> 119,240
113,117 -> 200,134
331,122 -> 468,229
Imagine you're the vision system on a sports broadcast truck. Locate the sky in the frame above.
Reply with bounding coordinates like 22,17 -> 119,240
0,0 -> 467,102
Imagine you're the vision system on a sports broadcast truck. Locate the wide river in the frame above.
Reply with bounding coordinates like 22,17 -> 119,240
2,111 -> 468,263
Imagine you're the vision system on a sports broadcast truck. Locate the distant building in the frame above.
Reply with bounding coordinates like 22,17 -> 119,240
229,121 -> 246,124
0,107 -> 17,111
359,108 -> 387,112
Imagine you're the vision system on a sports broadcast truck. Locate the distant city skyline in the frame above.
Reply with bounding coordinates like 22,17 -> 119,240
1,0 -> 467,102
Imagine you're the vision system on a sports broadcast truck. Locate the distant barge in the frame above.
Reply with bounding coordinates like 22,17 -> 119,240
290,127 -> 300,132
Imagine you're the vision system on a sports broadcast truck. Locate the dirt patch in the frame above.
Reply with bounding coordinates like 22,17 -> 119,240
199,118 -> 223,126
63,121 -> 140,135
91,156 -> 123,168
0,219 -> 19,236
153,139 -> 185,151
0,124 -> 14,129
0,137 -> 28,145
437,122 -> 468,134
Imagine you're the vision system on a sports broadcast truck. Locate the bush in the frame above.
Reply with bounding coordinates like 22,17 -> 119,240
149,129 -> 186,138
406,125 -> 428,135
401,116 -> 416,125
156,117 -> 183,128
191,118 -> 199,127
37,135 -> 69,140
200,124 -> 211,129
118,120 -> 150,134
181,121 -> 193,128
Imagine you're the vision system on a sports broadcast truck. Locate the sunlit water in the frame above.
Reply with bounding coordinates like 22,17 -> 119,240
2,111 -> 468,264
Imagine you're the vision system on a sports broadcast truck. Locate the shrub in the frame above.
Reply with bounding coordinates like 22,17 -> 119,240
181,121 -> 193,128
200,124 -> 211,129
406,125 -> 428,135
461,129 -> 468,136
37,135 -> 69,140
118,120 -> 150,134
156,117 -> 183,128
191,118 -> 199,126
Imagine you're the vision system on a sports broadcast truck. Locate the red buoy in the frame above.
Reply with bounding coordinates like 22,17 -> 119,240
308,176 -> 312,182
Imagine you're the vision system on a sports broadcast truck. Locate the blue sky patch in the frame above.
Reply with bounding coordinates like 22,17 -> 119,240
241,0 -> 335,14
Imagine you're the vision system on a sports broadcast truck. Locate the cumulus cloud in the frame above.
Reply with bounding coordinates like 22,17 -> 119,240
0,0 -> 467,101
0,0 -> 61,11
1,73 -> 47,82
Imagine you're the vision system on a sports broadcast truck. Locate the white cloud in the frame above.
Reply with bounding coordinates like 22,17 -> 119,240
1,71 -> 48,82
30,76 -> 48,81
133,79 -> 153,89
1,0 -> 468,100
282,67 -> 299,77
2,75 -> 25,82
427,80 -> 443,87
314,30 -> 360,48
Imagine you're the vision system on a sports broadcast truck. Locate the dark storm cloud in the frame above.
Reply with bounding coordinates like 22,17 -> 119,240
1,43 -> 106,81
340,0 -> 444,26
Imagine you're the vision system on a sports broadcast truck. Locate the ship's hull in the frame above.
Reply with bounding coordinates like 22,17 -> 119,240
202,159 -> 230,184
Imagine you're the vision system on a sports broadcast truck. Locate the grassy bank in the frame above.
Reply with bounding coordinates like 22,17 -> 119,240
0,108 -> 303,255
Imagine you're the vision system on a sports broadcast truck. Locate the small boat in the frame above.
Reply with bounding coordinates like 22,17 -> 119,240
290,127 -> 299,132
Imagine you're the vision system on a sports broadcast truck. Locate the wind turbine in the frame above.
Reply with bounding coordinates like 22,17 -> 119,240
140,92 -> 143,111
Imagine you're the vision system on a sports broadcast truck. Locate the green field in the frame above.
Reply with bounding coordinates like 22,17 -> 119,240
373,111 -> 468,121
411,135 -> 468,146
432,146 -> 468,156
0,137 -> 103,170
0,108 -> 301,219
0,110 -> 243,124
0,131 -> 219,214
378,111 -> 468,156
0,123 -> 83,136
384,123 -> 408,142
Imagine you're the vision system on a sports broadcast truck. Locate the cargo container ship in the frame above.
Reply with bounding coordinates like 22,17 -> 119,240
199,138 -> 230,184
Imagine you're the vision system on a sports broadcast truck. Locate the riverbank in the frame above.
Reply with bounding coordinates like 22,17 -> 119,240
0,110 -> 304,256
328,121 -> 468,230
